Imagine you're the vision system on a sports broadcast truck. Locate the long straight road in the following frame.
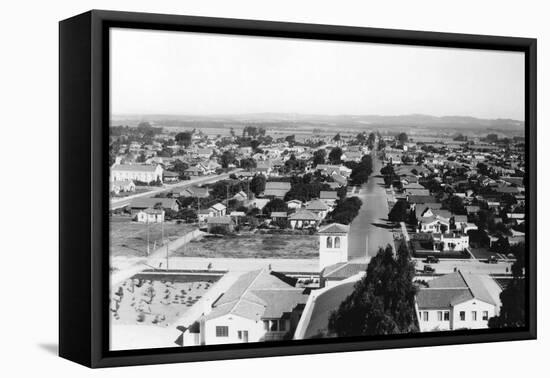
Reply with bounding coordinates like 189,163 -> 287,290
348,148 -> 395,261
110,169 -> 241,210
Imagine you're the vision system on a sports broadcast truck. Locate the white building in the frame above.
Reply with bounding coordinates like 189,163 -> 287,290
318,223 -> 349,271
416,271 -> 500,332
179,270 -> 308,346
111,163 -> 164,183
136,208 -> 164,223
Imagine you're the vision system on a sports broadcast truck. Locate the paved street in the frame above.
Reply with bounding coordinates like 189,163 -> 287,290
348,149 -> 395,261
110,169 -> 241,210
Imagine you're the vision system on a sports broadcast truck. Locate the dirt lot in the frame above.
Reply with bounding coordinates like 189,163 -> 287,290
110,216 -> 196,257
110,275 -> 217,327
174,233 -> 319,259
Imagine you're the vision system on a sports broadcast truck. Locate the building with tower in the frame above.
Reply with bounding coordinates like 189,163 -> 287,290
318,223 -> 349,271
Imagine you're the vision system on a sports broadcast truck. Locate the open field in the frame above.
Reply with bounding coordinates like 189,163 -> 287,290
110,216 -> 196,257
174,233 -> 319,259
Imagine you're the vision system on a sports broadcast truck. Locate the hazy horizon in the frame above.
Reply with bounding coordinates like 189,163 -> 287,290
111,28 -> 525,121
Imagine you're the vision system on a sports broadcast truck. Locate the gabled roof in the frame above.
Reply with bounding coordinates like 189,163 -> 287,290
416,271 -> 496,309
210,203 -> 227,211
318,223 -> 349,234
130,197 -> 177,209
289,210 -> 319,221
305,199 -> 329,211
320,191 -> 339,200
205,270 -> 307,322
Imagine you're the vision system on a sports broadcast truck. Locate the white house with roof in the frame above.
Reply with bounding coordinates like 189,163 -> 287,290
111,164 -> 163,183
416,271 -> 500,332
179,270 -> 308,346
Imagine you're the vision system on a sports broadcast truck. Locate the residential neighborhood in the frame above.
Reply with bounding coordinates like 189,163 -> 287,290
109,120 -> 527,350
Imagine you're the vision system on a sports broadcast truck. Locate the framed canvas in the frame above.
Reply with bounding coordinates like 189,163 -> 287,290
59,10 -> 536,368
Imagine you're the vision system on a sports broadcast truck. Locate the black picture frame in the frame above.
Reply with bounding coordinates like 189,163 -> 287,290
59,9 -> 537,368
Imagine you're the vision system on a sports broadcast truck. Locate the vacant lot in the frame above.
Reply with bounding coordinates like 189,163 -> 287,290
174,233 -> 319,259
110,216 -> 196,257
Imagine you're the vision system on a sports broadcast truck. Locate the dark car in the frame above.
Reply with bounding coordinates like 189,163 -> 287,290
488,255 -> 499,264
424,255 -> 440,264
423,265 -> 435,273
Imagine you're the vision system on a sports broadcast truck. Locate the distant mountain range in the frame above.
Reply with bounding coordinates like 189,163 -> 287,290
111,113 -> 524,131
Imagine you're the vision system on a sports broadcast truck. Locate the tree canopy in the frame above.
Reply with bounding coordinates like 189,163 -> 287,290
328,244 -> 418,337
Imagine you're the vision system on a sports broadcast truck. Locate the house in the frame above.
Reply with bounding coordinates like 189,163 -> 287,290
432,232 -> 470,252
136,208 -> 164,223
175,186 -> 209,198
209,203 -> 227,217
289,210 -> 319,229
185,165 -> 207,176
305,199 -> 330,220
162,170 -> 180,183
110,180 -> 136,195
416,271 -> 500,332
270,211 -> 288,222
129,197 -> 179,217
342,151 -> 362,162
319,191 -> 339,207
111,164 -> 163,184
179,270 -> 308,345
255,161 -> 273,176
286,199 -> 303,210
231,190 -> 248,202
417,208 -> 452,233
263,181 -> 291,199
207,216 -> 234,233
196,148 -> 213,159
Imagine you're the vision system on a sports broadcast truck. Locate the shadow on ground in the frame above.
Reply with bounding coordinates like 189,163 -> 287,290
38,343 -> 58,356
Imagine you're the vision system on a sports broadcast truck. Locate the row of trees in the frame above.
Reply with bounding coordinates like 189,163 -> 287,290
328,197 -> 362,225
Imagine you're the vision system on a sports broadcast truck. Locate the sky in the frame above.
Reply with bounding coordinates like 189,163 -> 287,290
110,27 -> 525,121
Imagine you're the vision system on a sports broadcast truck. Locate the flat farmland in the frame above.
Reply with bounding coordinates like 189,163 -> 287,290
174,233 -> 319,259
110,216 -> 196,257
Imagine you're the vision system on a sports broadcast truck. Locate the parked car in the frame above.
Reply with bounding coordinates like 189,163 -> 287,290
424,255 -> 440,264
488,255 -> 499,264
423,265 -> 435,273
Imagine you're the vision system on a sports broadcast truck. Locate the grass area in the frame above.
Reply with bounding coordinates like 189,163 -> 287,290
175,233 -> 319,259
110,216 -> 196,257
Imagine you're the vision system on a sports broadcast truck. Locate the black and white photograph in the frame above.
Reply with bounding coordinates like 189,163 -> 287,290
108,27 -> 529,351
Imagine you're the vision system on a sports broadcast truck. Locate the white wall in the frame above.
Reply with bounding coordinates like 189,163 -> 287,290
452,299 -> 495,330
3,1 -> 547,377
319,234 -> 348,270
203,314 -> 265,345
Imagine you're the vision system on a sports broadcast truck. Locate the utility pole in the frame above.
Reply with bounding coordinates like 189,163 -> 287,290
146,218 -> 150,256
166,243 -> 169,271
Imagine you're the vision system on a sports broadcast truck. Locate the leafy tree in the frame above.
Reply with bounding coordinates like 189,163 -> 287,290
220,150 -> 236,168
136,151 -> 147,163
172,160 -> 189,179
328,244 -> 418,337
285,135 -> 296,145
397,132 -> 408,145
312,149 -> 326,167
239,158 -> 257,170
175,132 -> 193,147
328,147 -> 343,164
445,195 -> 466,215
329,197 -> 363,224
350,155 -> 373,186
333,133 -> 341,142
250,175 -> 266,196
388,200 -> 409,223
489,243 -> 525,328
263,198 -> 288,215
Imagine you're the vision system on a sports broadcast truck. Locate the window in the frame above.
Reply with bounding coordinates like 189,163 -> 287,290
279,320 -> 287,332
423,311 -> 429,321
459,311 -> 466,321
472,311 -> 477,321
334,236 -> 341,248
482,311 -> 489,321
263,320 -> 270,331
437,311 -> 443,321
326,236 -> 333,248
444,311 -> 450,321
237,330 -> 249,342
215,326 -> 229,337
270,320 -> 278,332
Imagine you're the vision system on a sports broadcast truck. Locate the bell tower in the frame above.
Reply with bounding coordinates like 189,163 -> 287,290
318,223 -> 349,271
